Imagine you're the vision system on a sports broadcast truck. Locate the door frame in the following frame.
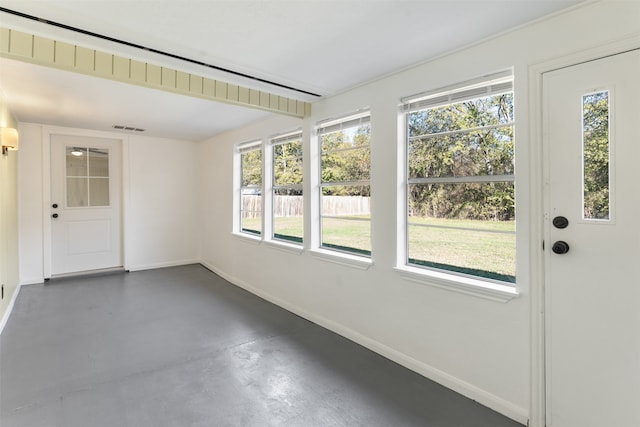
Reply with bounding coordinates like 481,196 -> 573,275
42,126 -> 128,279
528,34 -> 640,427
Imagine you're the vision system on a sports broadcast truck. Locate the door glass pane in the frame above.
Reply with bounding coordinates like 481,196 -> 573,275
65,146 -> 111,207
67,177 -> 88,207
89,148 -> 109,177
582,91 -> 610,220
66,147 -> 87,176
89,178 -> 110,206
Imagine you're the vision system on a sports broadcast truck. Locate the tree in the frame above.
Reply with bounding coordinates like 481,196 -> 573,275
320,125 -> 371,196
241,149 -> 262,188
582,91 -> 609,219
274,140 -> 303,195
408,93 -> 515,221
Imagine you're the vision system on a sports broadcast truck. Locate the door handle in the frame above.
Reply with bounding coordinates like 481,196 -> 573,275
52,213 -> 59,219
552,241 -> 570,255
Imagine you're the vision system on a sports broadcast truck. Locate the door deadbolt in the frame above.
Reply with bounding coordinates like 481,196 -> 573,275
552,216 -> 569,229
52,203 -> 58,209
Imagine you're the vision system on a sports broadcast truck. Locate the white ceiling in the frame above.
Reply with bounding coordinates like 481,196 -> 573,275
0,0 -> 583,141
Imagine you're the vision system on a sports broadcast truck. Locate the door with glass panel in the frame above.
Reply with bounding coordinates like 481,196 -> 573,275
544,49 -> 639,427
50,135 -> 122,275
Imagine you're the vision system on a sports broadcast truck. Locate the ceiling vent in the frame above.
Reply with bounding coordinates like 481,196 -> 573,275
113,125 -> 145,132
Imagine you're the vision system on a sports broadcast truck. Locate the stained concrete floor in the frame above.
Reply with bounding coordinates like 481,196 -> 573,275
1,264 -> 523,427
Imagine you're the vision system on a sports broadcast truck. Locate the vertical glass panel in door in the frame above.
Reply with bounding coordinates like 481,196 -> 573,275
582,91 -> 610,220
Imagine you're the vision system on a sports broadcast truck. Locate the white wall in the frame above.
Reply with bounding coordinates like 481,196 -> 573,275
125,134 -> 199,270
17,125 -> 199,282
198,2 -> 640,425
18,124 -> 44,284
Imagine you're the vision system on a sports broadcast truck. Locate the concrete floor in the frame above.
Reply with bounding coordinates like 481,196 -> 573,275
1,264 -> 523,427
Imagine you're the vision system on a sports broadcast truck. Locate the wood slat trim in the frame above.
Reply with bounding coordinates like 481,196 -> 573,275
0,28 -> 311,118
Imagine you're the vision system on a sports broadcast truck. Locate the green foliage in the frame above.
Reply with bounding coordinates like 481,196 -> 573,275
582,91 -> 609,219
241,149 -> 262,187
273,140 -> 303,195
321,125 -> 371,196
408,93 -> 515,221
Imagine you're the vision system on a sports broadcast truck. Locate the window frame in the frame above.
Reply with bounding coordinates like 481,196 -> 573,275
269,130 -> 304,246
237,140 -> 263,238
316,111 -> 372,259
397,72 -> 519,300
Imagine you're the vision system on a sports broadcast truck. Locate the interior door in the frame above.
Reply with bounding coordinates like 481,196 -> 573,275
50,134 -> 122,275
544,49 -> 640,427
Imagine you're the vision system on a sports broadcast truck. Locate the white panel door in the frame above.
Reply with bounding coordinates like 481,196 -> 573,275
50,135 -> 122,275
544,49 -> 640,427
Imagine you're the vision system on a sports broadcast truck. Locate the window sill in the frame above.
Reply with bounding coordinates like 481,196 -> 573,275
264,239 -> 304,255
309,249 -> 373,270
232,232 -> 262,245
393,266 -> 519,303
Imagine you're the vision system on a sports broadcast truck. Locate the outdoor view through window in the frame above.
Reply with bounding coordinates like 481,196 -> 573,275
319,113 -> 371,256
406,78 -> 515,283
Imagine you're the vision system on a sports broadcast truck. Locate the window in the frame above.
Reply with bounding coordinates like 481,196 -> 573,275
582,90 -> 610,221
403,73 -> 515,283
238,140 -> 262,236
318,112 -> 371,256
271,131 -> 303,243
66,146 -> 110,207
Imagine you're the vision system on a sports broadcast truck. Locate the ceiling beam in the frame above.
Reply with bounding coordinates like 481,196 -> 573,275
0,27 -> 312,118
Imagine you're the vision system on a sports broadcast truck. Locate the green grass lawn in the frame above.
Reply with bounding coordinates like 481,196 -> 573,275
408,217 -> 515,282
242,215 -> 515,282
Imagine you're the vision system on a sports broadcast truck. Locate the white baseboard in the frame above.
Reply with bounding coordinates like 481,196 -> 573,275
126,259 -> 200,272
0,282 -> 22,335
20,277 -> 45,285
199,261 -> 528,425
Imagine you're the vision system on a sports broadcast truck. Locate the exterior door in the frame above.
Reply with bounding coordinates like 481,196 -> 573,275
50,134 -> 122,275
544,49 -> 640,427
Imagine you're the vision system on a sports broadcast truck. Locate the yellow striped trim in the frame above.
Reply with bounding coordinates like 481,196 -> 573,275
0,28 -> 312,118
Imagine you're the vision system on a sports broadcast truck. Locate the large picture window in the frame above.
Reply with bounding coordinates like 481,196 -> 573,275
238,141 -> 262,236
271,131 -> 303,243
318,112 -> 371,256
404,73 -> 515,283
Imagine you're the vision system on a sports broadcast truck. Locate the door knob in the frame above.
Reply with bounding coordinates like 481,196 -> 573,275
52,213 -> 59,219
552,216 -> 569,229
552,241 -> 570,255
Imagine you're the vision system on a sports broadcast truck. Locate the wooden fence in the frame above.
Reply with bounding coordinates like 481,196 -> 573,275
242,195 -> 371,218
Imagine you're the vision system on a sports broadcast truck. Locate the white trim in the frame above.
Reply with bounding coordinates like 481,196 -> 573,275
527,33 -> 640,427
126,259 -> 199,272
394,266 -> 518,303
42,130 -> 51,278
0,282 -> 21,335
19,277 -> 45,285
199,260 -> 527,425
308,248 -> 372,270
41,125 -> 126,278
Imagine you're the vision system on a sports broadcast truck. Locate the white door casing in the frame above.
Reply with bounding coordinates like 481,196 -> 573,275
50,134 -> 122,275
543,50 -> 640,427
